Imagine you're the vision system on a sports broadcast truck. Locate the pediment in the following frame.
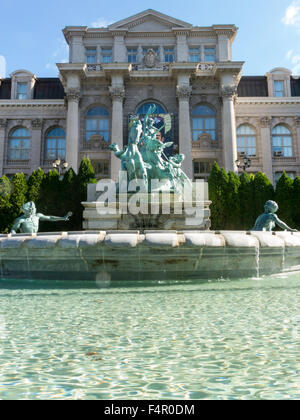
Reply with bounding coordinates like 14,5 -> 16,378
109,9 -> 192,32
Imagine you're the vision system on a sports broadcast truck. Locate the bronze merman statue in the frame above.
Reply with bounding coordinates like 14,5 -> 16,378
252,200 -> 297,232
11,201 -> 72,234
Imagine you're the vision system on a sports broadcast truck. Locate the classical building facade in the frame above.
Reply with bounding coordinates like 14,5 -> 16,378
1,9 -> 300,184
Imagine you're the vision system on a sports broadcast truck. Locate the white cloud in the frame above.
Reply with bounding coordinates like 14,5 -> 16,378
282,1 -> 300,27
90,17 -> 113,28
0,55 -> 6,78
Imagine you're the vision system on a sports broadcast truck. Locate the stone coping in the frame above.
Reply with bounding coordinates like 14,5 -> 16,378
0,231 -> 300,249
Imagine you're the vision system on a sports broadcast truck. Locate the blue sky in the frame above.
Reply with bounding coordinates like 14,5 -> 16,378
1,0 -> 300,78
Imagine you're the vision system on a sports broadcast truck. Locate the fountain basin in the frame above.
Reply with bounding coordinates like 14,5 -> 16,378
0,231 -> 300,281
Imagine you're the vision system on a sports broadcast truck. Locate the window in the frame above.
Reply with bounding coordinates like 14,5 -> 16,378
237,125 -> 256,157
164,47 -> 174,63
204,47 -> 216,63
16,82 -> 27,100
189,47 -> 201,62
274,172 -> 295,184
136,102 -> 166,115
127,48 -> 138,63
92,160 -> 109,179
193,161 -> 213,180
45,127 -> 66,161
101,48 -> 112,63
274,80 -> 284,97
85,106 -> 110,142
192,105 -> 216,141
272,125 -> 293,157
8,127 -> 30,160
85,47 -> 97,64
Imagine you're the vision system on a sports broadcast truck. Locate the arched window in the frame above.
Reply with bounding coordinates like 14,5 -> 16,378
136,102 -> 166,115
272,125 -> 293,157
85,106 -> 110,142
45,127 -> 66,161
8,127 -> 31,160
192,105 -> 216,141
237,125 -> 256,156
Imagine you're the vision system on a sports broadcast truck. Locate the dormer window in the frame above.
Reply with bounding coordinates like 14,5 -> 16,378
274,80 -> 284,97
16,82 -> 27,100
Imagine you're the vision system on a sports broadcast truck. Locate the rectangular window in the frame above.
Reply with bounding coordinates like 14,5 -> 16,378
274,81 -> 284,97
193,161 -> 214,180
91,160 -> 109,179
85,47 -> 97,64
164,47 -> 174,63
127,48 -> 138,63
101,48 -> 112,63
204,47 -> 216,62
189,47 -> 201,63
274,172 -> 295,184
16,82 -> 27,100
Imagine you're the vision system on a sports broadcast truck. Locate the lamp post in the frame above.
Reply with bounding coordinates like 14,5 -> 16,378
235,155 -> 251,172
52,159 -> 69,176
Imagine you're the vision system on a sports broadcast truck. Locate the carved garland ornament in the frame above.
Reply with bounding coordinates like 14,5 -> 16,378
66,88 -> 81,102
109,86 -> 126,101
176,84 -> 192,100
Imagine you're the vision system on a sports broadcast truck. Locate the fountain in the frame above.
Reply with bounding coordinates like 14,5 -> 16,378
1,107 -> 300,282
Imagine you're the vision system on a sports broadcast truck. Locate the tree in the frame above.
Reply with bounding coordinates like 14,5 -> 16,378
9,173 -> 28,229
0,176 -> 13,233
225,171 -> 241,230
208,162 -> 229,230
27,168 -> 45,203
292,177 -> 300,229
275,172 -> 294,228
252,172 -> 274,218
238,172 -> 256,230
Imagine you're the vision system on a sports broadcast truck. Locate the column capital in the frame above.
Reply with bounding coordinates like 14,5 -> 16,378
66,88 -> 81,103
260,116 -> 271,128
0,119 -> 7,129
31,119 -> 43,130
176,84 -> 192,100
220,84 -> 238,99
109,85 -> 125,102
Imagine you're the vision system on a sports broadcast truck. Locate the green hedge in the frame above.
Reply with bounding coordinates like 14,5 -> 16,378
208,162 -> 299,231
1,159 -> 299,233
0,157 -> 97,234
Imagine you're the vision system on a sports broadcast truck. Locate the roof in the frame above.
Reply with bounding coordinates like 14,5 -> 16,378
238,76 -> 268,97
0,78 -> 65,99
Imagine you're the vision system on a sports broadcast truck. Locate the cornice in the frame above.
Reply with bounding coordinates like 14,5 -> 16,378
0,100 -> 65,108
237,97 -> 300,105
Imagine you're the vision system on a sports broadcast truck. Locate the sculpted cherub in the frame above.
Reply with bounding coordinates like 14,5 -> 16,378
252,200 -> 297,232
11,201 -> 72,234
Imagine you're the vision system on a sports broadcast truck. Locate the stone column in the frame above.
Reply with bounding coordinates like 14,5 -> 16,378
177,84 -> 193,180
295,117 -> 300,163
176,33 -> 188,62
30,119 -> 43,170
66,88 -> 81,172
260,117 -> 273,183
109,84 -> 125,181
221,85 -> 238,172
113,34 -> 126,63
0,119 -> 7,176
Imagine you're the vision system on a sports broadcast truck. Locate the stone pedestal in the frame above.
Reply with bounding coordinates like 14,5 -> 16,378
82,183 -> 211,231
